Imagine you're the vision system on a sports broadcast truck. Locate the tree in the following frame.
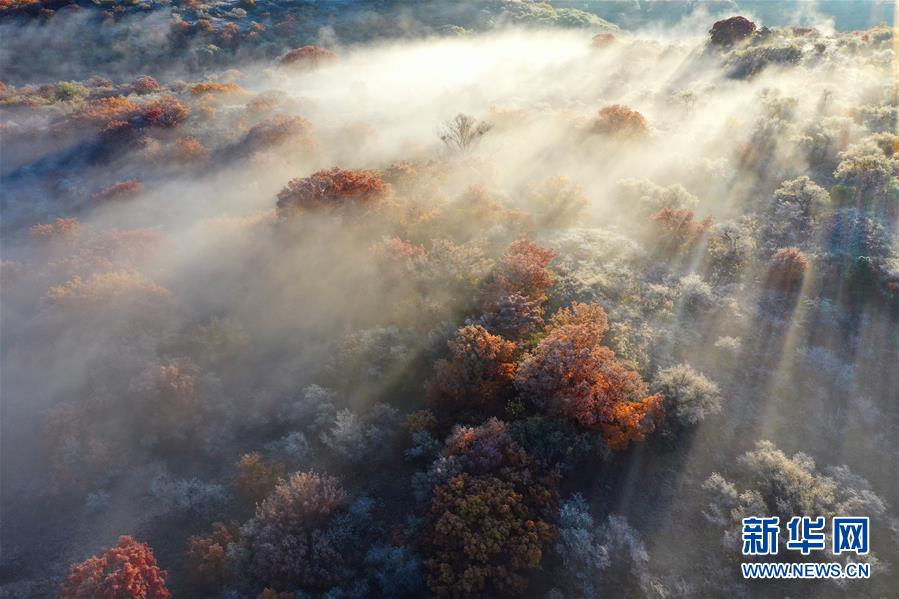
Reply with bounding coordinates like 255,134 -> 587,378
61,536 -> 170,599
235,452 -> 285,504
242,472 -> 346,591
280,46 -> 338,68
516,303 -> 662,449
427,325 -> 517,411
439,113 -> 492,154
276,167 -> 392,218
650,208 -> 712,254
422,474 -> 555,597
591,105 -> 649,139
525,176 -> 588,228
474,292 -> 544,341
140,96 -> 188,128
187,522 -> 239,590
765,247 -> 808,291
92,180 -> 144,204
709,16 -> 756,46
651,364 -> 722,429
487,238 -> 555,303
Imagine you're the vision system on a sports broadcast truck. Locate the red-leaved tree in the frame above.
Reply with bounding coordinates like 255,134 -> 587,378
427,325 -> 517,411
515,302 -> 662,449
276,167 -> 392,218
61,536 -> 170,599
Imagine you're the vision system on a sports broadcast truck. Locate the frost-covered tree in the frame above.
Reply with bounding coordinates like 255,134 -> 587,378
651,364 -> 722,430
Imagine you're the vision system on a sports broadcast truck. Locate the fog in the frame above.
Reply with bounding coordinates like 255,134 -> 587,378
1,3 -> 897,598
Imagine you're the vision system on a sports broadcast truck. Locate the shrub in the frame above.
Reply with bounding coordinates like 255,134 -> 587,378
242,471 -> 345,590
591,32 -> 616,48
276,167 -> 391,218
651,364 -> 722,429
30,217 -> 81,242
172,136 -> 209,162
280,45 -> 338,68
189,81 -> 244,96
92,180 -> 144,204
709,16 -> 757,46
61,536 -> 170,599
591,105 -> 649,139
131,75 -> 161,95
76,96 -> 140,124
140,96 -> 189,128
516,303 -> 662,449
426,325 -> 517,411
45,271 -> 173,313
239,114 -> 314,154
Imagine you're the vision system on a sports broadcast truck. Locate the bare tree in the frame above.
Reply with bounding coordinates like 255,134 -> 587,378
439,113 -> 492,153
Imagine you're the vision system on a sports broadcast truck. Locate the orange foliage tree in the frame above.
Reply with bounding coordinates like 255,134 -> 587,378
650,207 -> 713,254
423,473 -> 555,598
240,114 -> 314,155
279,46 -> 338,68
488,238 -> 555,303
427,325 -> 517,411
92,180 -> 144,204
422,418 -> 558,596
187,522 -> 239,590
765,247 -> 808,291
141,96 -> 189,128
276,167 -> 392,218
592,104 -> 649,138
61,536 -> 170,599
515,302 -> 662,449
235,452 -> 286,504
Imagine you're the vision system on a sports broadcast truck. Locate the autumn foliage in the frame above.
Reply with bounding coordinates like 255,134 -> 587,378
61,536 -> 170,599
591,33 -> 617,48
516,303 -> 662,449
709,16 -> 757,46
765,247 -> 809,291
187,522 -> 239,590
276,167 -> 392,218
423,473 -> 555,597
489,238 -> 555,302
240,114 -> 314,154
650,207 -> 713,254
235,452 -> 286,504
592,104 -> 649,139
423,419 -> 558,597
427,325 -> 517,411
92,180 -> 144,204
279,46 -> 338,68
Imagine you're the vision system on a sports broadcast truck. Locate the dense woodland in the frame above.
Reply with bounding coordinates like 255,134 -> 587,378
1,1 -> 897,598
